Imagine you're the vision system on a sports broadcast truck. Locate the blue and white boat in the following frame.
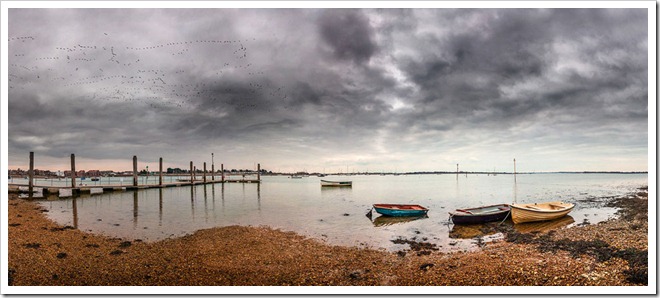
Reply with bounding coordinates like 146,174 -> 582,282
372,204 -> 429,217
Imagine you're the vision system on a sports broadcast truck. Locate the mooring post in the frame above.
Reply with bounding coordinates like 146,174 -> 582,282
189,161 -> 194,185
133,156 -> 138,187
159,157 -> 163,186
203,162 -> 207,183
211,153 -> 215,181
221,163 -> 224,182
70,153 -> 76,188
257,163 -> 261,181
28,151 -> 34,196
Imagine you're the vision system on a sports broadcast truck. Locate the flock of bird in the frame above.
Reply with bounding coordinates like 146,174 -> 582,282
8,33 -> 293,113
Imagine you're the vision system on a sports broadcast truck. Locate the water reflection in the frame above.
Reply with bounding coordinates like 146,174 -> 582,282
37,174 -> 646,252
449,223 -> 500,239
513,215 -> 575,234
159,188 -> 163,226
371,215 -> 428,227
133,191 -> 138,228
72,197 -> 78,229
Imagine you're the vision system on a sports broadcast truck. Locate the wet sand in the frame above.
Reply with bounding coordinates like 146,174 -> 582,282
7,188 -> 648,287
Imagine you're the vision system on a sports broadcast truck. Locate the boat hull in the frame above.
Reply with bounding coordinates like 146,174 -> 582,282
511,201 -> 574,224
320,180 -> 352,187
450,205 -> 511,224
373,204 -> 429,217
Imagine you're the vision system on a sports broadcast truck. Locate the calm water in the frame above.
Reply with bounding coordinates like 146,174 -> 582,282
36,173 -> 647,252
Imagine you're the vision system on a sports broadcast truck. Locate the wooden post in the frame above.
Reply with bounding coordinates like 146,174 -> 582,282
203,162 -> 207,183
211,153 -> 215,181
257,163 -> 261,181
190,161 -> 194,185
221,163 -> 224,182
28,152 -> 34,196
70,154 -> 76,188
159,157 -> 163,186
133,156 -> 138,186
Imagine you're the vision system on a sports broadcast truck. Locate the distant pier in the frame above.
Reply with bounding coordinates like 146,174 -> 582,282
9,152 -> 261,198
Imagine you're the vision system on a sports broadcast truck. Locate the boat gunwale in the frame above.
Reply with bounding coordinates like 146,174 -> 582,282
511,203 -> 574,213
449,203 -> 511,217
373,204 -> 429,211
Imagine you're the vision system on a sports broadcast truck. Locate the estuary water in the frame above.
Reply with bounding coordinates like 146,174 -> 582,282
36,173 -> 647,252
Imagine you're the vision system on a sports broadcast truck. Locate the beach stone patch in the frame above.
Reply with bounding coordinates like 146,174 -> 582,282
9,223 -> 21,227
119,241 -> 132,248
8,268 -> 16,286
50,226 -> 75,232
56,252 -> 68,259
392,237 -> 439,257
24,243 -> 41,249
86,243 -> 100,248
110,250 -> 124,256
419,263 -> 434,271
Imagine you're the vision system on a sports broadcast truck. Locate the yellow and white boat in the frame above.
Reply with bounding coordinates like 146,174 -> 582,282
510,201 -> 574,224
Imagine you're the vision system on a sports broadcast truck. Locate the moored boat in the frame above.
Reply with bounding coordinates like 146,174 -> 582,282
449,204 -> 511,224
320,180 -> 352,187
372,204 -> 429,217
510,201 -> 574,224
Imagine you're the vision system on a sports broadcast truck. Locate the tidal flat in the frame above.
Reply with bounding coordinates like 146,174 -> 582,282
6,187 -> 648,287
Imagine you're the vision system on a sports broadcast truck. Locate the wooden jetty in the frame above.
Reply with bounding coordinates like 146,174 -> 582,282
10,152 -> 261,198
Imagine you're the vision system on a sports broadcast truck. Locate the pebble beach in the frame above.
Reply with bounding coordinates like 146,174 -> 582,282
7,187 -> 648,287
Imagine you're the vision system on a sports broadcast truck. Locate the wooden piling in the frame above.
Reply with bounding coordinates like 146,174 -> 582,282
133,156 -> 138,187
203,162 -> 207,183
257,163 -> 261,181
159,157 -> 163,186
28,152 -> 34,196
70,154 -> 76,188
221,163 -> 224,182
211,153 -> 215,181
190,161 -> 193,184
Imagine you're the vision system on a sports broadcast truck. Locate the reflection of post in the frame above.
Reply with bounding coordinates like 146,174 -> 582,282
29,152 -> 34,198
190,184 -> 195,220
159,188 -> 163,226
221,183 -> 225,208
257,182 -> 261,211
72,197 -> 78,229
211,184 -> 216,220
133,191 -> 138,227
204,184 -> 209,222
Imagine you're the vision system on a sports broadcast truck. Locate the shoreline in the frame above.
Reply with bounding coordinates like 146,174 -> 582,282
7,187 -> 648,287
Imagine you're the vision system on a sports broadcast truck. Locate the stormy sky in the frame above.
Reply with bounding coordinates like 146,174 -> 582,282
5,7 -> 650,173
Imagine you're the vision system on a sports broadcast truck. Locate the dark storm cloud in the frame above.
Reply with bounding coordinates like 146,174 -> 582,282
6,7 -> 649,172
318,9 -> 377,65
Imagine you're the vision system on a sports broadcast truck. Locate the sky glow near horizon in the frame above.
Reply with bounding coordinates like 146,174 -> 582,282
4,4 -> 652,173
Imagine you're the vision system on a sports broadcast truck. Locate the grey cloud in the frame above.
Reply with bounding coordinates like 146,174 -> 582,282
318,9 -> 377,65
7,7 -> 649,172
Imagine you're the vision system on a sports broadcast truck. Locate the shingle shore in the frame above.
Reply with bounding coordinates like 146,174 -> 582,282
7,188 -> 647,286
